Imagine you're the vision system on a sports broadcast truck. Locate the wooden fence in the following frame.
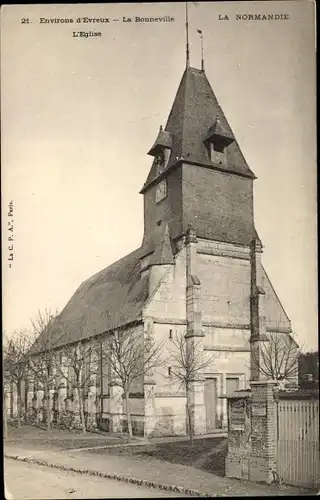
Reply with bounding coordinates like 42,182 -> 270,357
277,397 -> 319,488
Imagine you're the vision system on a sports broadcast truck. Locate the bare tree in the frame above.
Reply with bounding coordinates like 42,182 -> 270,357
56,339 -> 98,434
101,326 -> 163,439
28,309 -> 59,430
3,330 -> 33,428
251,331 -> 300,387
165,331 -> 215,445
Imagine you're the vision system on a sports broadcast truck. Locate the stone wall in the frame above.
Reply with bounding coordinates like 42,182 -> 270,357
150,395 -> 187,437
197,250 -> 251,324
144,246 -> 187,321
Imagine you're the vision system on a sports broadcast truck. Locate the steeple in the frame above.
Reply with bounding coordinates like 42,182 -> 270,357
141,66 -> 258,251
142,67 -> 255,193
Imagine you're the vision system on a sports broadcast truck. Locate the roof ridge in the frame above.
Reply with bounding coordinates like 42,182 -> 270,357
181,68 -> 190,158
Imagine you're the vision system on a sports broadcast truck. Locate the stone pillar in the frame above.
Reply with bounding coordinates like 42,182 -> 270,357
4,383 -> 11,418
5,390 -> 11,418
250,238 -> 269,381
186,226 -> 202,338
12,386 -> 18,418
144,379 -> 157,437
107,333 -> 124,433
87,373 -> 97,430
143,317 -> 157,437
109,381 -> 123,432
37,389 -> 44,423
58,384 -> 67,412
249,380 -> 278,484
26,387 -> 34,421
221,374 -> 228,428
185,225 -> 206,435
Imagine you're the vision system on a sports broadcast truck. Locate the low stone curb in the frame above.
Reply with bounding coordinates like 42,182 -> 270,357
65,440 -> 150,452
5,453 -> 216,497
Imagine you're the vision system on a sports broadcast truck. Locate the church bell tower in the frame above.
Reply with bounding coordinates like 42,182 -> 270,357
140,65 -> 258,255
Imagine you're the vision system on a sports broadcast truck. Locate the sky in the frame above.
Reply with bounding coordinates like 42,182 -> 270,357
1,1 -> 317,350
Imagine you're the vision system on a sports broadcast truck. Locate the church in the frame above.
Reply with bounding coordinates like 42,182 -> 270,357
15,38 -> 295,437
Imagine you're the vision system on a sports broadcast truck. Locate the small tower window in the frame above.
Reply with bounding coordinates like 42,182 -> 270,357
169,329 -> 173,339
155,151 -> 165,175
212,138 -> 225,154
208,141 -> 225,165
168,367 -> 172,377
155,151 -> 165,166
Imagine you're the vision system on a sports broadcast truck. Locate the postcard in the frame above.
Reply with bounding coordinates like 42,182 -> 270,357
2,2 -> 318,496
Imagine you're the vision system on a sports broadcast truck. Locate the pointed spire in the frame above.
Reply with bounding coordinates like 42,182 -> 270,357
149,224 -> 174,266
185,2 -> 190,67
141,67 -> 256,193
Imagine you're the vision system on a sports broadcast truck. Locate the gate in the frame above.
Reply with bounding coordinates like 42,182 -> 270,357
277,398 -> 319,488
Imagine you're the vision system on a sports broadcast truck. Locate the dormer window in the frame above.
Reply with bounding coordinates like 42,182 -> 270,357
204,118 -> 234,167
212,138 -> 225,154
155,152 -> 165,165
155,151 -> 165,174
208,142 -> 225,165
148,126 -> 172,175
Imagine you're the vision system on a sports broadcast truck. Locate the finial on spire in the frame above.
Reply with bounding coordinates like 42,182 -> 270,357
160,125 -> 163,131
185,2 -> 190,67
197,28 -> 204,71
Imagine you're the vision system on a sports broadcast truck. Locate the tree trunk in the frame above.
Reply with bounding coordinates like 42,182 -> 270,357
45,382 -> 51,430
124,386 -> 133,439
187,403 -> 193,445
78,387 -> 86,434
17,381 -> 21,429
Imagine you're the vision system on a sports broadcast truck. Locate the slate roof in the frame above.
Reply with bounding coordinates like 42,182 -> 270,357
141,67 -> 255,192
148,127 -> 173,156
32,248 -> 149,352
31,223 -> 178,353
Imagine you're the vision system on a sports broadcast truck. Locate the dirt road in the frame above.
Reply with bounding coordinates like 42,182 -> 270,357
5,459 -> 184,499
